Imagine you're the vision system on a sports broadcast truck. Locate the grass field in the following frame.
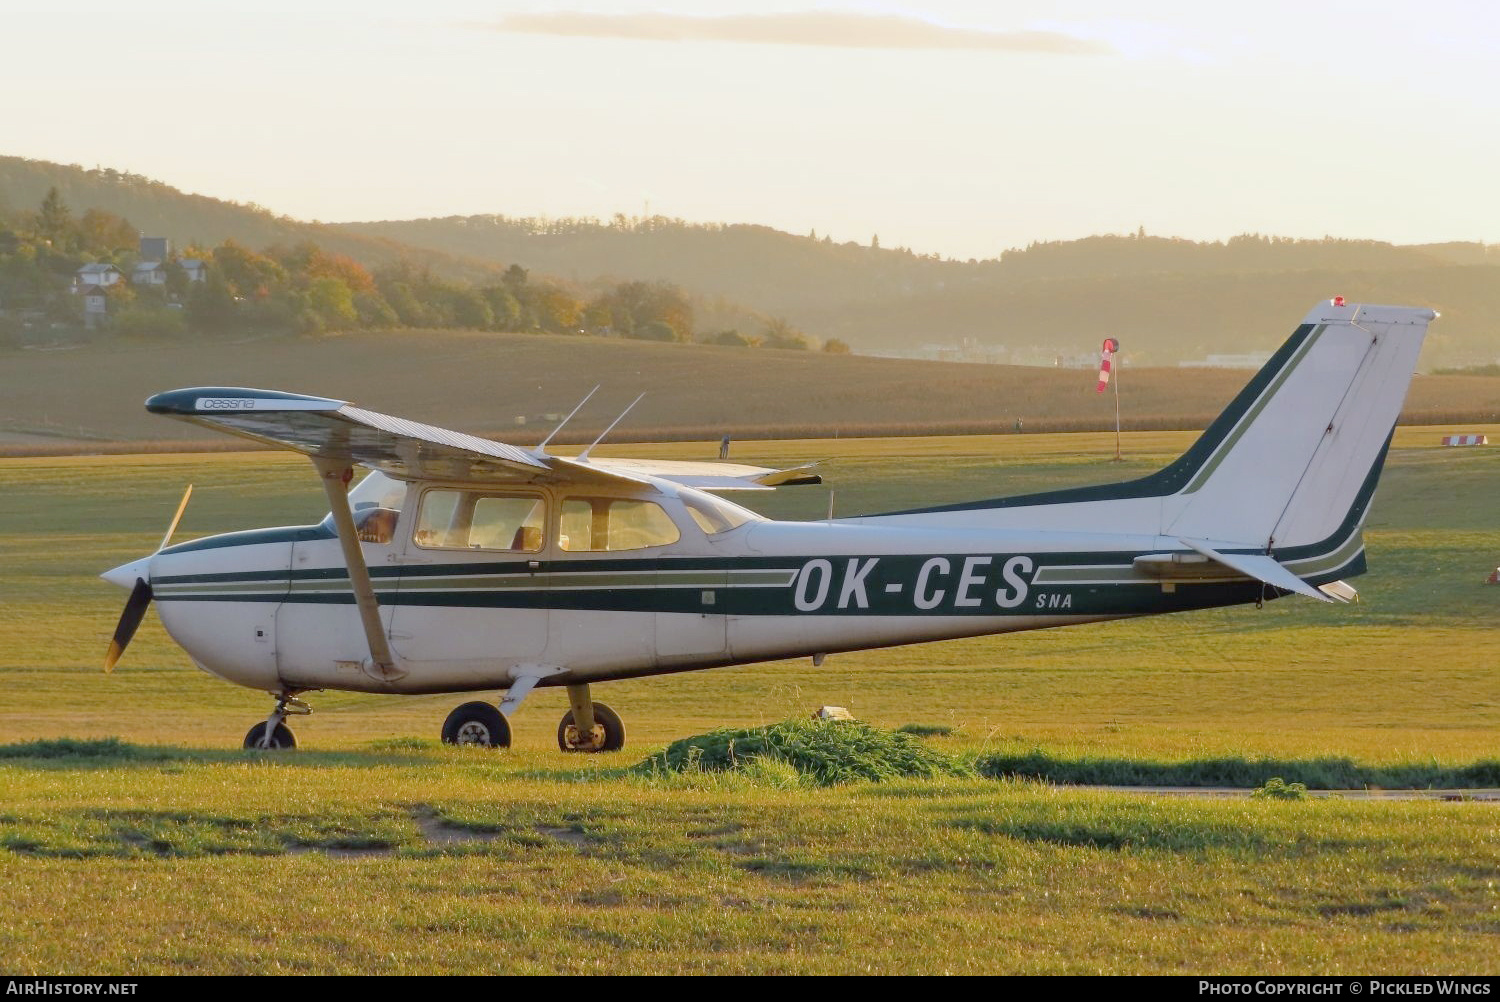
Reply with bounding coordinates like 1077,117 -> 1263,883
4,331 -> 1499,450
2,428 -> 1498,973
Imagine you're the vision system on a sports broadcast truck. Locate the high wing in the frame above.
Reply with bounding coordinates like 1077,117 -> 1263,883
144,387 -> 820,490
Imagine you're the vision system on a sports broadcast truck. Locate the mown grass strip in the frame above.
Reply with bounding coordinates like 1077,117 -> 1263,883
0,737 -> 459,772
976,751 -> 1500,789
0,737 -> 181,762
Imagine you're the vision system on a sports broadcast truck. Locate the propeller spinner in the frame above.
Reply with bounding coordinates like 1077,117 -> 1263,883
101,484 -> 192,672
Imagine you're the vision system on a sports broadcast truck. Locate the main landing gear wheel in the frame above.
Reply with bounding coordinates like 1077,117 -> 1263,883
243,721 -> 296,750
442,701 -> 512,748
558,701 -> 625,753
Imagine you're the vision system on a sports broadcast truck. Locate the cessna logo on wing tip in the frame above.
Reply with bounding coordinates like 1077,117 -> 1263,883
196,397 -> 259,410
792,555 -> 1038,612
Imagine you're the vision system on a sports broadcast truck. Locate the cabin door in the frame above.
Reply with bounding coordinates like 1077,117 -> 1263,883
387,487 -> 550,673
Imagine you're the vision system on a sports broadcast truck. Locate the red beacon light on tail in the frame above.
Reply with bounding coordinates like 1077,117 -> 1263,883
1332,296 -> 1347,307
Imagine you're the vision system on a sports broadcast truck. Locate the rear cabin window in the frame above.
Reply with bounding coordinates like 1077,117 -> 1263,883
415,490 -> 545,552
560,498 -> 680,552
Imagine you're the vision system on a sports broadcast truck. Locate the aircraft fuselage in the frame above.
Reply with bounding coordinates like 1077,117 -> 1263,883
145,500 -> 1273,697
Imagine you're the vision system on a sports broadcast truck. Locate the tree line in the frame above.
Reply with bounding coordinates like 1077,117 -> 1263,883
0,188 -> 848,352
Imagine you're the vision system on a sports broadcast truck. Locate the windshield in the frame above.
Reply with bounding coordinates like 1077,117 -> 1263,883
319,470 -> 408,536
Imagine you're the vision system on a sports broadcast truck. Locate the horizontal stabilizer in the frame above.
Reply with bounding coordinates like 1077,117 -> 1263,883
1318,580 -> 1359,604
1177,538 -> 1333,603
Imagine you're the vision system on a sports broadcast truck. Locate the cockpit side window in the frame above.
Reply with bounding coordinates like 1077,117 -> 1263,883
472,496 -> 546,551
414,489 -> 545,552
354,507 -> 399,544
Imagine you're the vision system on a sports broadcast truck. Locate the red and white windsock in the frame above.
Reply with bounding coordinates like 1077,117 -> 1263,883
1096,337 -> 1119,393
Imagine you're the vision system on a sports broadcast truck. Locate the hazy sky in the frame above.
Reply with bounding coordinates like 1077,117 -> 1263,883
4,1 -> 1496,259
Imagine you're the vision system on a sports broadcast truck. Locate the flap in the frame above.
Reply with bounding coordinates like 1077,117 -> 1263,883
580,458 -> 822,491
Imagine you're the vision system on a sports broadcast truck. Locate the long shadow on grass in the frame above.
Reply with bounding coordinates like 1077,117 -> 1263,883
2,803 -> 551,859
0,737 -> 451,771
977,751 -> 1500,790
951,811 -> 1368,855
0,737 -> 650,787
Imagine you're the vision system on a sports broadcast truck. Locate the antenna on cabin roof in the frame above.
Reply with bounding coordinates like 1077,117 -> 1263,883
578,393 -> 646,461
535,385 -> 599,455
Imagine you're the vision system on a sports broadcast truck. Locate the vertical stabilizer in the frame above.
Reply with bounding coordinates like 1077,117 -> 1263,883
1162,301 -> 1435,550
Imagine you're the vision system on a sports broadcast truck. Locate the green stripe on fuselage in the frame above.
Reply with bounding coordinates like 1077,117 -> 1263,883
1032,564 -> 1140,584
1283,530 -> 1364,577
151,550 -> 1274,618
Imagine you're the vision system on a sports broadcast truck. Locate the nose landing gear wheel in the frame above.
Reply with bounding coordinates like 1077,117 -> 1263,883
243,722 -> 296,750
442,701 -> 512,748
558,701 -> 625,753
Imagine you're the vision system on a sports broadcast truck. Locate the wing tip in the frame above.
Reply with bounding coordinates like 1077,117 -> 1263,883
146,387 -> 347,415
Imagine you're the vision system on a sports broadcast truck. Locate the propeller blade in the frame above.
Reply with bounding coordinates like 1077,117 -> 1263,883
159,484 -> 193,552
104,578 -> 153,673
102,483 -> 187,672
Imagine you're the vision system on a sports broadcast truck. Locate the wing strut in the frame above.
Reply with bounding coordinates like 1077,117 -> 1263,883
313,458 -> 406,681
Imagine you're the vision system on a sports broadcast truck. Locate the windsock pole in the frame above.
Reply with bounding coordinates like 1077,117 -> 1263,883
1113,358 -> 1121,461
1097,337 -> 1121,460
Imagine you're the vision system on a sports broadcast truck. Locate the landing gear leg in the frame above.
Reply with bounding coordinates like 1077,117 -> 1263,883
557,684 -> 625,753
567,684 -> 596,740
244,691 -> 310,750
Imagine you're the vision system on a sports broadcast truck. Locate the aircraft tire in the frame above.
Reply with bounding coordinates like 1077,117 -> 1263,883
442,701 -> 512,748
243,721 -> 296,750
557,701 -> 626,753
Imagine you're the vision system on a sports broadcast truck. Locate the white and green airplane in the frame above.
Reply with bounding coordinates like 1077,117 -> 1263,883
102,299 -> 1436,752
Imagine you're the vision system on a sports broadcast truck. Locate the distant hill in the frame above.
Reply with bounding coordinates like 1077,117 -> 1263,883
339,214 -> 1481,295
4,156 -> 1497,366
803,264 -> 1498,366
339,216 -> 1500,366
0,156 -> 506,282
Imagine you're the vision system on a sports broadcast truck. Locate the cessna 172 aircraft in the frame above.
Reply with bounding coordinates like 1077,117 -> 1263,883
102,299 -> 1436,752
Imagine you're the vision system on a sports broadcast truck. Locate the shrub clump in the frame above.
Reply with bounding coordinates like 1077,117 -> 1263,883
1251,777 -> 1310,800
636,718 -> 971,786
